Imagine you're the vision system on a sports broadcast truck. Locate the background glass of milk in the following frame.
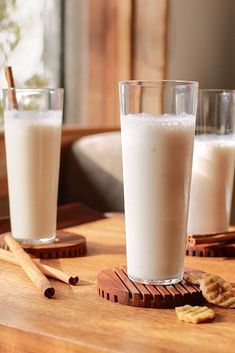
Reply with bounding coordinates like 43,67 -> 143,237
3,88 -> 63,244
188,89 -> 235,235
119,80 -> 198,285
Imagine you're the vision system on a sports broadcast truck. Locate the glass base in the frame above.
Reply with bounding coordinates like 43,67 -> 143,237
13,234 -> 56,245
128,272 -> 183,286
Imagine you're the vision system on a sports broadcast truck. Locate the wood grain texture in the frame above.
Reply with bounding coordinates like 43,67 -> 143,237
0,230 -> 87,259
117,0 -> 132,80
64,0 -> 167,126
87,0 -> 132,127
0,248 -> 79,285
97,266 -> 203,308
132,0 -> 168,114
186,242 -> 235,257
187,228 -> 235,257
0,216 -> 235,353
86,0 -> 168,126
132,0 -> 168,80
4,234 -> 55,299
188,226 -> 235,245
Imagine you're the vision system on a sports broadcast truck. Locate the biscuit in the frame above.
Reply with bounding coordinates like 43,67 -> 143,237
175,305 -> 215,324
199,274 -> 235,308
184,272 -> 204,285
185,272 -> 235,308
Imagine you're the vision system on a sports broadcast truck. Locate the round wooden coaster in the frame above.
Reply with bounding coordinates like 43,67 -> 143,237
0,230 -> 87,259
97,266 -> 203,308
186,243 -> 235,257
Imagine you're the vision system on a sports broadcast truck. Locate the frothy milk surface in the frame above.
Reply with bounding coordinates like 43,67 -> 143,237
4,110 -> 62,241
121,113 -> 195,282
188,134 -> 235,234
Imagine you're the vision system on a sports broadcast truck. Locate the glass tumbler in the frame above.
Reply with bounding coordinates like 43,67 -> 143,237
119,80 -> 198,285
3,88 -> 63,244
188,89 -> 235,234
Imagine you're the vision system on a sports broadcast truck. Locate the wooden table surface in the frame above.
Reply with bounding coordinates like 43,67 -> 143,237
0,216 -> 235,353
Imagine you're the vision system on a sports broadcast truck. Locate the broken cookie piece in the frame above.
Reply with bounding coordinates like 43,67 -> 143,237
184,272 -> 235,308
175,304 -> 215,324
184,272 -> 204,285
200,274 -> 235,308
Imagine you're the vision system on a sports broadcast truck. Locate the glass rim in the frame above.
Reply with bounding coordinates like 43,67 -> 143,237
199,89 -> 235,93
2,88 -> 64,93
119,80 -> 198,88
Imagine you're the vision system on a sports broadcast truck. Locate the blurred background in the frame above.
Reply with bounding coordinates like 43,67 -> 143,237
0,0 -> 234,128
1,0 -> 235,218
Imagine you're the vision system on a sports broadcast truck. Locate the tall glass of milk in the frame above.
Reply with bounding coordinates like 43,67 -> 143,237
188,90 -> 235,235
3,88 -> 63,244
119,81 -> 198,285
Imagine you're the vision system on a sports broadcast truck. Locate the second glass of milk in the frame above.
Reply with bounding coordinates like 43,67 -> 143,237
119,80 -> 198,285
3,88 -> 63,244
188,90 -> 235,235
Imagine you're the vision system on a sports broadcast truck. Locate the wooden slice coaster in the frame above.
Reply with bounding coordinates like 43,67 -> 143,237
0,230 -> 87,259
186,243 -> 235,257
97,266 -> 203,308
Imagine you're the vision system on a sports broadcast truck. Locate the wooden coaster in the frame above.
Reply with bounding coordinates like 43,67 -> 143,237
186,243 -> 235,257
186,226 -> 235,257
97,266 -> 203,308
0,230 -> 87,259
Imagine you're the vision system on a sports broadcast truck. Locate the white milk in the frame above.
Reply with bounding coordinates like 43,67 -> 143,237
121,113 -> 195,283
188,135 -> 235,234
4,110 -> 62,242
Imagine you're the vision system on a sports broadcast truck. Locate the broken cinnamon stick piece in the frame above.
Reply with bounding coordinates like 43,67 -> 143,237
4,235 -> 55,298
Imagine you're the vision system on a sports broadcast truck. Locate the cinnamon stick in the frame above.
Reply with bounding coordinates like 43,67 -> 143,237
0,248 -> 79,285
188,231 -> 235,246
4,66 -> 18,109
4,235 -> 55,298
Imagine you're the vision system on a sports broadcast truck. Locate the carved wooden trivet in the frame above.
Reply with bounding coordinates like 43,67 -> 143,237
186,243 -> 235,257
0,230 -> 87,259
97,266 -> 203,308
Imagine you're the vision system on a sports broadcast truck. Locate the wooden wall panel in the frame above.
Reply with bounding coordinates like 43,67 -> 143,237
65,0 -> 168,126
102,0 -> 118,125
87,0 -> 106,126
132,0 -> 168,80
117,0 -> 132,80
87,0 -> 132,127
131,0 -> 168,115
